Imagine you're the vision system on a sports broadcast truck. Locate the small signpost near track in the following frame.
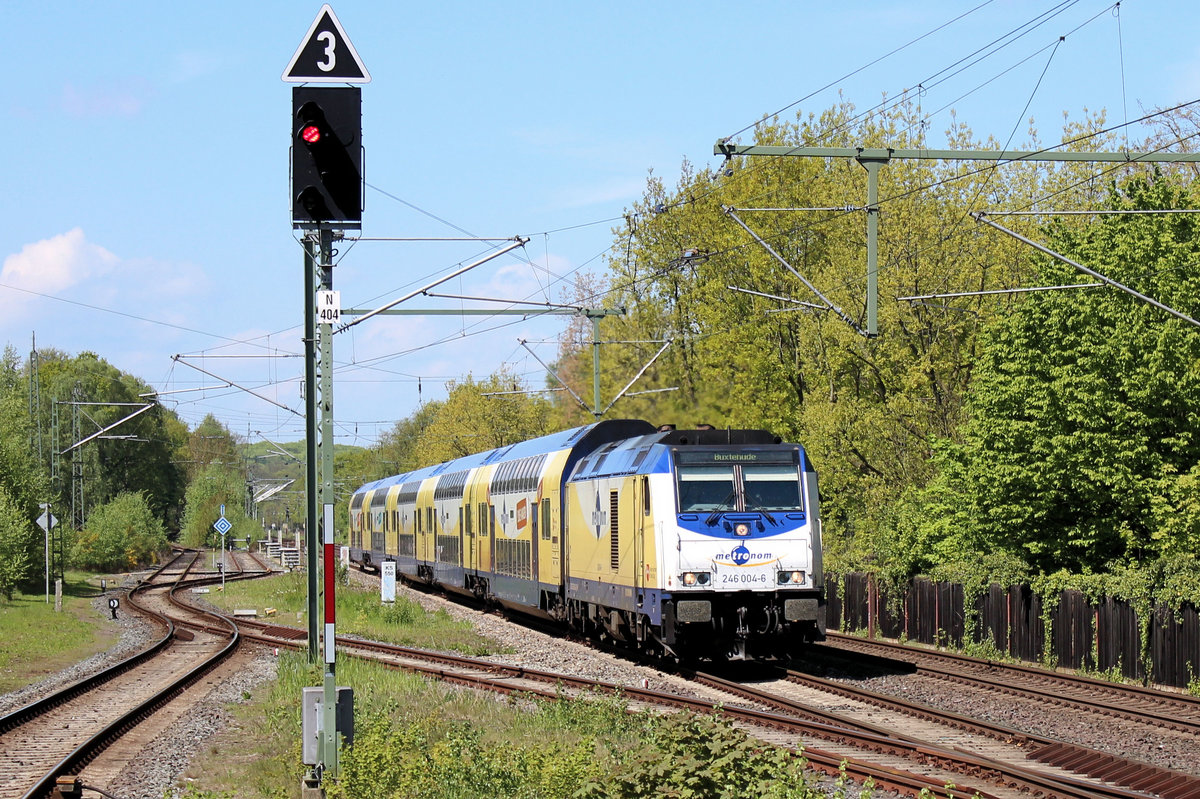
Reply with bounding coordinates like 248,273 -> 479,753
37,503 -> 57,604
214,512 -> 231,590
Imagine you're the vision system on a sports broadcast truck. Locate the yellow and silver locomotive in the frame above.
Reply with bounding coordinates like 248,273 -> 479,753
349,419 -> 825,660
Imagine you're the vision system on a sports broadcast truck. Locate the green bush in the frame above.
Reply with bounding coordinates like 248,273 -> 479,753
71,491 -> 167,571
329,694 -> 826,799
580,711 -> 818,799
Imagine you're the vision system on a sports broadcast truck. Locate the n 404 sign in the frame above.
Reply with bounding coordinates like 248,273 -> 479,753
317,290 -> 341,324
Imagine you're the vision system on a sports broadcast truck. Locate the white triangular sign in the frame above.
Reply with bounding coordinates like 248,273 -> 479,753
282,5 -> 371,84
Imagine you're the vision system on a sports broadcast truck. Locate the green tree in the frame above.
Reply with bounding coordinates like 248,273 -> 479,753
917,173 -> 1200,573
35,350 -> 186,530
185,414 -> 243,481
412,369 -> 554,465
180,464 -> 253,547
374,400 -> 444,474
0,347 -> 50,587
71,491 -> 168,572
0,484 -> 32,600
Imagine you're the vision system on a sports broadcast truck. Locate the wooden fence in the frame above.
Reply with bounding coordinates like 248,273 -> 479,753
826,573 -> 1200,689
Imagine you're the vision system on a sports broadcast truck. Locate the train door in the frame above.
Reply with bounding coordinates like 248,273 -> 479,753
457,499 -> 465,583
634,475 -> 648,596
464,483 -> 476,573
538,489 -> 558,586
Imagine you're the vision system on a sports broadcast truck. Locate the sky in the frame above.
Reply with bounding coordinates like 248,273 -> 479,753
5,1 -> 1200,449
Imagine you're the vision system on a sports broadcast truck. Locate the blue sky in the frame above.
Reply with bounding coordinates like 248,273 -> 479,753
4,1 -> 1199,447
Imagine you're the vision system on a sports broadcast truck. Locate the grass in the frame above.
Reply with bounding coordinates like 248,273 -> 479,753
202,571 -> 503,656
0,571 -> 123,695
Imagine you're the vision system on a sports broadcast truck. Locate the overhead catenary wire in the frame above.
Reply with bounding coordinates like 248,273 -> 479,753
721,0 -> 1003,142
703,0 -> 1095,216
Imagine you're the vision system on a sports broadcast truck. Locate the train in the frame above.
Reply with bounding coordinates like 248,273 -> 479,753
347,419 -> 826,660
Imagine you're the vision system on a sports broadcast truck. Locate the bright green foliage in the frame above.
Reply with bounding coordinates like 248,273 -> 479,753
0,484 -> 32,600
917,174 -> 1200,573
185,414 -> 242,482
411,368 -> 554,466
0,348 -> 50,590
70,491 -> 168,571
372,399 -> 444,474
179,463 -> 254,547
330,710 -> 607,799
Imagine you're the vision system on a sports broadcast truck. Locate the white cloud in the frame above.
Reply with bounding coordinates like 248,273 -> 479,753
551,176 -> 647,210
169,50 -> 225,83
60,80 -> 151,117
2,228 -> 118,294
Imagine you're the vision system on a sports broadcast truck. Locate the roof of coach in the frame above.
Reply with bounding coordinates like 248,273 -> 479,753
350,418 -> 656,497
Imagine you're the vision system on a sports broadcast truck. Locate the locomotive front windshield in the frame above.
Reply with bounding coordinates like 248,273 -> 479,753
675,456 -> 802,513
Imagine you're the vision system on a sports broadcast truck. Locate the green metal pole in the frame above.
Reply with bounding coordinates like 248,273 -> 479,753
591,314 -> 601,417
304,233 -> 320,661
318,228 -> 339,779
859,157 -> 886,338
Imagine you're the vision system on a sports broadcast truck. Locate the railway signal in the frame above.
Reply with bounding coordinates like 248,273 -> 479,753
284,6 -> 370,783
291,86 -> 362,224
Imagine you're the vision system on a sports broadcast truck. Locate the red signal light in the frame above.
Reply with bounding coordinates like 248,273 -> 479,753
301,124 -> 322,145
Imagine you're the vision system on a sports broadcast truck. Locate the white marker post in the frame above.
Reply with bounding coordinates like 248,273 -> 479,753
214,511 -> 233,590
37,504 -> 57,604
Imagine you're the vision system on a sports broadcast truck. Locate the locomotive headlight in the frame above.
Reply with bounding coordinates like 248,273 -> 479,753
682,572 -> 711,586
735,523 -> 750,536
777,570 -> 806,585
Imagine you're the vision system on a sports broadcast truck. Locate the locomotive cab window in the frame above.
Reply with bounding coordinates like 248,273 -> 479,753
677,465 -> 737,512
743,464 -> 802,510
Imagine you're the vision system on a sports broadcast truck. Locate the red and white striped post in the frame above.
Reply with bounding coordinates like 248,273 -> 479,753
323,504 -> 336,664
320,503 -> 338,776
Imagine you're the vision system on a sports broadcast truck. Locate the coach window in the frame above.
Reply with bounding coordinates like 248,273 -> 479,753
541,497 -> 551,540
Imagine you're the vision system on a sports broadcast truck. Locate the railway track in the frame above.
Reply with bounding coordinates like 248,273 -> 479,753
821,631 -> 1200,735
0,549 -> 260,799
692,663 -> 1200,799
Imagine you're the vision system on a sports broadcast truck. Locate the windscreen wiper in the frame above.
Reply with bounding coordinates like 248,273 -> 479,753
705,490 -> 738,525
744,493 -> 777,524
